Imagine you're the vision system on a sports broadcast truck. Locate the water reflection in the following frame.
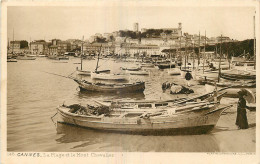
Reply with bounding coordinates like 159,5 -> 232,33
7,58 -> 222,152
56,123 -> 220,152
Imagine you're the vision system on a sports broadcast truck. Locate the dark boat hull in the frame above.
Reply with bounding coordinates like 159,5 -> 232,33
157,64 -> 176,69
220,73 -> 256,81
75,79 -> 145,93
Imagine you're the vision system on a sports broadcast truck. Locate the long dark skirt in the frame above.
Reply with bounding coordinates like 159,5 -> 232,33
236,107 -> 248,129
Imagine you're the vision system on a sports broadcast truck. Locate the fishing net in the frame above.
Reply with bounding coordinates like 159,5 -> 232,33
64,104 -> 110,116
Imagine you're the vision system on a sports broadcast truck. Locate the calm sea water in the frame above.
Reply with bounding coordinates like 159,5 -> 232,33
7,57 -> 222,152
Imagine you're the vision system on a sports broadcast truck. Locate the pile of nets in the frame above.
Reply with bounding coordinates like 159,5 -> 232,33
63,104 -> 110,116
170,85 -> 194,94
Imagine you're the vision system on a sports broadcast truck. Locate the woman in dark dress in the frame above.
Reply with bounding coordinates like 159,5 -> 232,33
236,89 -> 249,129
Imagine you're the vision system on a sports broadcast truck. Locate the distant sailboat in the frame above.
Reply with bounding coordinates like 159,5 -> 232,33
91,45 -> 127,81
77,38 -> 110,76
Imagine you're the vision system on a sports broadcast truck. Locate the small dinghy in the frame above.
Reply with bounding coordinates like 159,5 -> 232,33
121,66 -> 141,71
126,70 -> 149,76
74,78 -> 145,93
168,68 -> 181,75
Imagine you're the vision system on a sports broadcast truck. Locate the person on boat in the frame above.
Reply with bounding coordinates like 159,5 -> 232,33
185,71 -> 193,87
236,89 -> 249,129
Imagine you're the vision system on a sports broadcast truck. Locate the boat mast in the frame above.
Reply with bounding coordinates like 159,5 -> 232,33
184,36 -> 187,69
30,37 -> 31,53
7,38 -> 9,51
203,30 -> 206,74
95,44 -> 102,72
12,28 -> 14,54
228,42 -> 230,69
198,31 -> 200,66
218,35 -> 222,83
170,44 -> 172,69
253,12 -> 256,70
193,40 -> 195,70
179,31 -> 182,67
187,38 -> 189,68
81,36 -> 84,70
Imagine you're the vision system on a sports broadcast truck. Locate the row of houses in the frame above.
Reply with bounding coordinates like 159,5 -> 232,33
8,39 -> 73,55
8,28 -> 235,57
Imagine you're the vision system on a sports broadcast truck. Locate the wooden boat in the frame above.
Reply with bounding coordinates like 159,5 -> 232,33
17,56 -> 36,60
76,41 -> 110,76
97,89 -> 226,109
7,58 -> 17,62
48,55 -> 69,60
58,56 -> 69,60
168,68 -> 181,75
126,70 -> 149,75
90,45 -> 128,81
121,66 -> 141,71
231,57 -> 255,66
56,102 -> 232,135
157,63 -> 176,69
140,63 -> 154,68
154,60 -> 170,66
74,78 -> 145,92
220,69 -> 256,81
193,70 -> 219,84
76,70 -> 91,76
204,80 -> 255,98
38,55 -> 47,57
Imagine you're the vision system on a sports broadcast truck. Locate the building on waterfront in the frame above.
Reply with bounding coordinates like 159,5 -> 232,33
9,40 -> 29,54
82,42 -> 115,56
30,40 -> 48,55
47,39 -> 71,55
57,41 -> 71,55
114,43 -> 160,57
66,39 -> 83,51
48,45 -> 59,55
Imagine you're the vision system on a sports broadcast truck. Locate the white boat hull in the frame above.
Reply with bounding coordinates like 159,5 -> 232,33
91,72 -> 128,81
126,70 -> 149,75
168,68 -> 181,75
57,104 -> 230,135
77,70 -> 91,76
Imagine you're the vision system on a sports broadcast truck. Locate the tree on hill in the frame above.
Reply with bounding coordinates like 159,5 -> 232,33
119,30 -> 138,39
95,37 -> 107,43
192,39 -> 254,59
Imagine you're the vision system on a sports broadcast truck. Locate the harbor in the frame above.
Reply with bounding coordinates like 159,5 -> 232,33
5,5 -> 258,159
7,56 -> 256,152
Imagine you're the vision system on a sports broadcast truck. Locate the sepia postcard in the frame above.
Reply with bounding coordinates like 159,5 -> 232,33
1,0 -> 259,163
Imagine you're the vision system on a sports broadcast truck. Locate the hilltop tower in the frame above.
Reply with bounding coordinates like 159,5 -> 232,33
133,23 -> 139,32
178,23 -> 182,36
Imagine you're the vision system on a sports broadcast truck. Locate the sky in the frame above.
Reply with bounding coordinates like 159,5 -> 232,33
7,6 -> 256,42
